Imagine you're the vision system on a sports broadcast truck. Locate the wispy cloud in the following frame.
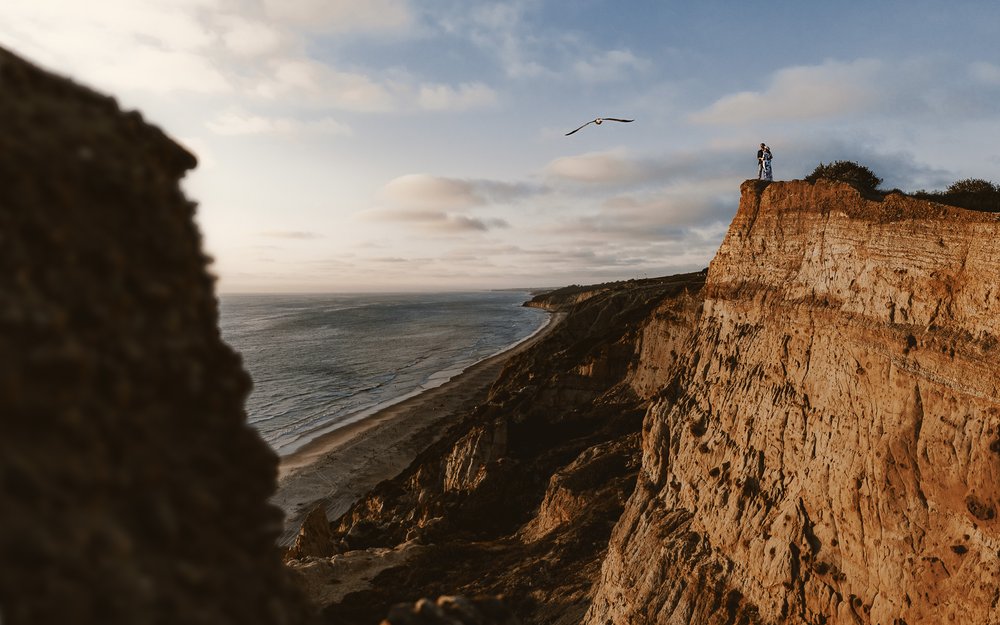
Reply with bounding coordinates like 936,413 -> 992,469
691,59 -> 883,125
207,109 -> 352,136
363,208 -> 509,233
261,0 -> 414,34
418,82 -> 499,111
380,174 -> 542,209
440,0 -> 550,79
573,49 -> 650,83
0,0 -> 494,115
544,147 -> 748,187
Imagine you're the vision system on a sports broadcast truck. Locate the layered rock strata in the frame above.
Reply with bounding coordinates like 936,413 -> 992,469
586,180 -> 1000,624
0,48 -> 309,624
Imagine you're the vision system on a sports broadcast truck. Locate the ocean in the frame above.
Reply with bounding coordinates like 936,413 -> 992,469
218,291 -> 549,456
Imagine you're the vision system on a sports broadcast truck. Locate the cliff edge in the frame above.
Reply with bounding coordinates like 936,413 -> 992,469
587,180 -> 1000,624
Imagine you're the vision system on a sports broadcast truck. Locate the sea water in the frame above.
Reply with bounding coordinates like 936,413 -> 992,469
218,291 -> 548,456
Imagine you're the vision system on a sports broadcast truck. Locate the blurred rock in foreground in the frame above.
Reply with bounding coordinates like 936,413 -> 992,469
0,47 -> 310,625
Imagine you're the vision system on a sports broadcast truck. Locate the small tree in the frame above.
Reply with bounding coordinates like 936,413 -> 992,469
805,161 -> 883,193
947,178 -> 998,194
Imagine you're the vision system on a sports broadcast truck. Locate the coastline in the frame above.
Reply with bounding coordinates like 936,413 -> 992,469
273,309 -> 565,547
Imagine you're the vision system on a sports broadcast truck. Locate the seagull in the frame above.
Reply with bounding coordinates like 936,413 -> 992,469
565,117 -> 634,136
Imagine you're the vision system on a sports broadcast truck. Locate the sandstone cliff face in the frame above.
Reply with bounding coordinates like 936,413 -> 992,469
288,274 -> 705,625
0,48 -> 309,624
586,180 -> 1000,625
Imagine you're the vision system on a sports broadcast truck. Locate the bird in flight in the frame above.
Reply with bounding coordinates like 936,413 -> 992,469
565,117 -> 634,136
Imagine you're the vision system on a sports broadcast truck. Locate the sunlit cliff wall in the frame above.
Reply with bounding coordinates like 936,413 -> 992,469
587,180 -> 1000,625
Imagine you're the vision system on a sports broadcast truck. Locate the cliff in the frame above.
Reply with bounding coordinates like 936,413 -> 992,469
586,180 -> 1000,625
10,42 -> 995,625
292,179 -> 1000,625
287,273 -> 705,624
0,47 -> 310,624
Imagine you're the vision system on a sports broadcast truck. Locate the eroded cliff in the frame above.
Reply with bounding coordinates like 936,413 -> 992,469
287,273 -> 706,625
587,180 -> 1000,625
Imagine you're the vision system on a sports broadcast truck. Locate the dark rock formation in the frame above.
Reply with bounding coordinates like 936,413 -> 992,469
0,47 -> 310,624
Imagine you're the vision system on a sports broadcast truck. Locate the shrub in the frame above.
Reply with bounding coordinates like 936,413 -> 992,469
947,178 -> 998,194
912,177 -> 1000,213
805,161 -> 883,192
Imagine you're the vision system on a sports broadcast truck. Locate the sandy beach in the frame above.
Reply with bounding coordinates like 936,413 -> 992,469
273,310 -> 564,547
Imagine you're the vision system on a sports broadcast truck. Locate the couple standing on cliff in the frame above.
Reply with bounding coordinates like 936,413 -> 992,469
757,143 -> 773,180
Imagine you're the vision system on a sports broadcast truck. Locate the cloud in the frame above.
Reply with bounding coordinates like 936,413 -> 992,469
970,61 -> 1000,86
0,0 -> 232,95
207,109 -> 352,136
363,207 -> 509,233
444,1 -> 550,79
382,176 -> 483,209
362,175 -> 522,233
380,174 -> 541,209
573,49 -> 650,83
545,150 -> 650,184
558,192 -> 736,242
251,58 -> 500,113
259,231 -> 324,239
691,59 -> 883,125
445,216 -> 510,232
543,147 -> 747,187
219,15 -> 285,57
0,0 -> 492,115
418,82 -> 499,111
252,57 -> 401,112
261,0 -> 414,34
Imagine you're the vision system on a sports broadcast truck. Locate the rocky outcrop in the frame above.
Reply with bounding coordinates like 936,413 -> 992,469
287,506 -> 341,560
0,47 -> 310,624
586,180 -> 1000,624
288,273 -> 705,624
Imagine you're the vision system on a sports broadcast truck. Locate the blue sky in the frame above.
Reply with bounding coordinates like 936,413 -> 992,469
3,0 -> 999,291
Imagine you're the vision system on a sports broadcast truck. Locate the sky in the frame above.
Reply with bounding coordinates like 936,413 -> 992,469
2,1 -> 999,292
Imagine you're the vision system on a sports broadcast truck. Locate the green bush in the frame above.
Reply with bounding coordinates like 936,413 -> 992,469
805,161 -> 883,192
947,178 -> 998,194
913,177 -> 1000,212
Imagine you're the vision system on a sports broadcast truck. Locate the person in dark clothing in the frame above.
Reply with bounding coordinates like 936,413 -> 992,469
757,143 -> 766,179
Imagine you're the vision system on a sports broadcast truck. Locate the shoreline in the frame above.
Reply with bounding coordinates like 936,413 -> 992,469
274,305 -> 554,459
273,309 -> 565,547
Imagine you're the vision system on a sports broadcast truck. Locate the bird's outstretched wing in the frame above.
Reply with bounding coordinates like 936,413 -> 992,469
565,117 -> 634,136
565,120 -> 597,136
